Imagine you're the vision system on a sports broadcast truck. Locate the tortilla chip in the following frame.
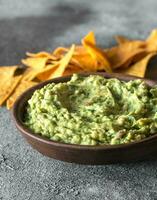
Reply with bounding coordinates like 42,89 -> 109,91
73,54 -> 97,71
63,65 -> 83,76
147,29 -> 157,42
6,80 -> 37,109
36,64 -> 59,81
22,61 -> 59,81
74,46 -> 87,55
115,35 -> 130,45
26,51 -> 57,60
53,47 -> 69,56
47,59 -> 61,65
0,66 -> 18,77
0,75 -> 22,106
82,41 -> 112,72
105,41 -> 148,69
115,53 -> 156,77
49,44 -> 75,79
82,31 -> 96,45
21,68 -> 38,81
22,57 -> 48,70
70,57 -> 84,69
53,46 -> 87,57
129,51 -> 148,64
145,29 -> 157,52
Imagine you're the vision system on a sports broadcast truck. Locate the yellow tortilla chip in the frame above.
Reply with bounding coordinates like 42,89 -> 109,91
49,44 -> 75,79
82,32 -> 111,72
73,54 -> 97,71
74,46 -> 87,55
0,66 -> 18,77
147,29 -> 157,42
22,57 -> 48,70
82,31 -> 96,45
105,41 -> 148,69
82,41 -> 112,72
53,46 -> 87,57
115,53 -> 156,77
53,45 -> 87,57
53,47 -> 69,56
36,63 -> 59,81
63,65 -> 83,76
47,60 -> 61,65
6,80 -> 37,109
69,57 -> 84,69
22,62 -> 59,81
0,75 -> 22,106
146,29 -> 157,52
26,51 -> 57,60
115,35 -> 130,45
21,68 -> 39,81
129,51 -> 148,64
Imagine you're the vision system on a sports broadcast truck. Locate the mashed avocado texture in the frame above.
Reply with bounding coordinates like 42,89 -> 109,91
24,74 -> 157,145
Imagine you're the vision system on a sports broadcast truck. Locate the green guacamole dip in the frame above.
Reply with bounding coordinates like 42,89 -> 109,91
24,74 -> 157,145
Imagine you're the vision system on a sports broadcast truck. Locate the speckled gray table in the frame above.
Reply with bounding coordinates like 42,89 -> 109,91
1,0 -> 157,199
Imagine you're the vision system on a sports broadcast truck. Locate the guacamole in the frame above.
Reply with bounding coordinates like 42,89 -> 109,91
24,74 -> 157,145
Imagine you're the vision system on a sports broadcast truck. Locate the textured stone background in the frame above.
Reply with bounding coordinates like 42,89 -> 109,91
0,0 -> 157,199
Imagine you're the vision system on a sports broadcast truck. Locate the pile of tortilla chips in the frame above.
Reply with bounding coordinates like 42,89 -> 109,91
1,29 -> 157,109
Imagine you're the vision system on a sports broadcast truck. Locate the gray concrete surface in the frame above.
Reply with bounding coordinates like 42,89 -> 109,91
1,0 -> 157,199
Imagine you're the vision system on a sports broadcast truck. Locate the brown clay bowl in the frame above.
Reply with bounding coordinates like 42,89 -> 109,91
12,72 -> 157,165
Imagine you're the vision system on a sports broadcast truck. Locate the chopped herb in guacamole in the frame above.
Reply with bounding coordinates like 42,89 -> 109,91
24,74 -> 157,145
